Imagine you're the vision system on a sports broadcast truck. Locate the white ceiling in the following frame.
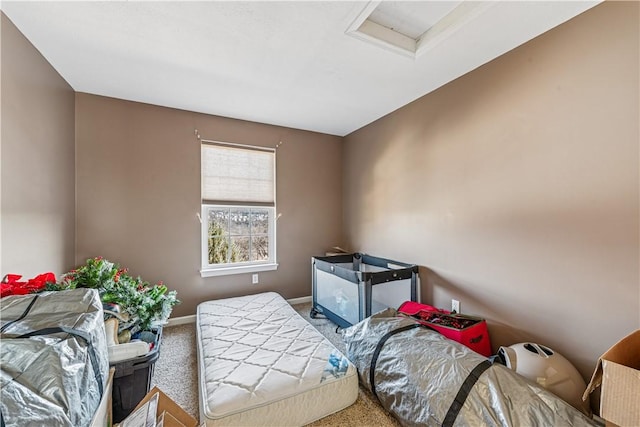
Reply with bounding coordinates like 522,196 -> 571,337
1,1 -> 600,137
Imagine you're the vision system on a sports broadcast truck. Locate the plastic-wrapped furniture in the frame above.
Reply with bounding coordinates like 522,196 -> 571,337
312,253 -> 419,328
0,289 -> 109,427
343,309 -> 597,427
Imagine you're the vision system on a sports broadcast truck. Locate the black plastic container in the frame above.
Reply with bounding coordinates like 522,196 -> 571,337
110,327 -> 162,423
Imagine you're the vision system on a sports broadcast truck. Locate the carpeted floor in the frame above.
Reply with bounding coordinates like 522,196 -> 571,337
151,302 -> 400,426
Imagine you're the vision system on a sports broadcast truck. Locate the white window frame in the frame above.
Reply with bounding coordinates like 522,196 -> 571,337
200,204 -> 277,277
200,140 -> 278,278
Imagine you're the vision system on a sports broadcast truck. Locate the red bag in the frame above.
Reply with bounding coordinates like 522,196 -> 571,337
398,301 -> 492,357
0,273 -> 55,298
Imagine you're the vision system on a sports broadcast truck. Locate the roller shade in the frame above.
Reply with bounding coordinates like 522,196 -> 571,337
201,143 -> 275,205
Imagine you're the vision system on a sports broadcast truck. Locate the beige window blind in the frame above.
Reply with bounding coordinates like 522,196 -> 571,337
201,142 -> 275,205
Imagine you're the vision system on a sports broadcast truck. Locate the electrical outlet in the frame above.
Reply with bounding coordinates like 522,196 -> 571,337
451,299 -> 460,313
252,274 -> 259,284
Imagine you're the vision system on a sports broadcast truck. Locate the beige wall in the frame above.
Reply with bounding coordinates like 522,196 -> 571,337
1,13 -> 76,278
75,94 -> 342,317
4,0 -> 639,386
343,1 -> 639,380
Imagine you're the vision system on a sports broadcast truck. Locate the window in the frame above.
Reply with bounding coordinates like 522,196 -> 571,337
200,141 -> 277,277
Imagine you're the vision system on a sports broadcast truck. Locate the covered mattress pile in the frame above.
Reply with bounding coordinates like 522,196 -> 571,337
0,288 -> 109,427
343,308 -> 597,427
197,292 -> 358,426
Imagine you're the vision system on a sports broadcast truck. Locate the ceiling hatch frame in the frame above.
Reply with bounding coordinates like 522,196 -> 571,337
346,0 -> 498,59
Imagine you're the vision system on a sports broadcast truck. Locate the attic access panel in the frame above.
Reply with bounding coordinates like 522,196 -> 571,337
346,0 -> 495,58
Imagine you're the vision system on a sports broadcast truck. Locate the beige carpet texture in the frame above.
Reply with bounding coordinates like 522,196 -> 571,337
151,302 -> 400,426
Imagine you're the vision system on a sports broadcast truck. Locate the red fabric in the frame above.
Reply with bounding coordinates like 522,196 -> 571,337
398,301 -> 493,357
0,272 -> 56,298
397,301 -> 450,315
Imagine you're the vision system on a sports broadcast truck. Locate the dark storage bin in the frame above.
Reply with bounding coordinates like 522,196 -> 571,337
111,327 -> 162,423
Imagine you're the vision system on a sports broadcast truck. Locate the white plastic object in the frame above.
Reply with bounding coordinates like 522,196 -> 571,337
107,341 -> 150,363
104,318 -> 119,346
498,342 -> 590,415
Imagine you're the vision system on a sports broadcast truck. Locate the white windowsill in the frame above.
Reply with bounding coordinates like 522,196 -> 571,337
200,263 -> 278,278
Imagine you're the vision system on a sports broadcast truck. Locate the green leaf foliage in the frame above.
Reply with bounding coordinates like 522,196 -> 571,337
208,221 -> 240,264
57,257 -> 179,331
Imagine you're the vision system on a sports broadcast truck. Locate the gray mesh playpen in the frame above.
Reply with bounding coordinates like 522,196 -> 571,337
311,253 -> 419,328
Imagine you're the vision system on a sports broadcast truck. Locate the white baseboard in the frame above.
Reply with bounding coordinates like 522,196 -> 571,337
287,295 -> 312,305
166,314 -> 196,327
166,295 -> 312,327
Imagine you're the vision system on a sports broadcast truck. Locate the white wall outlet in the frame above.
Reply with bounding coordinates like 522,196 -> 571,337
451,299 -> 460,313
252,274 -> 259,284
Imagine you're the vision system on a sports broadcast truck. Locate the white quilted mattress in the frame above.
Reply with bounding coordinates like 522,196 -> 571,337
196,292 -> 358,426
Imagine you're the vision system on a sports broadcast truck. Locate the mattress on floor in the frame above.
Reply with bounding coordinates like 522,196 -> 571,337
196,292 -> 358,426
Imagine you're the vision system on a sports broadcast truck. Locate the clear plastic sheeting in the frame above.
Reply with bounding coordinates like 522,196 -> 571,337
1,288 -> 109,427
343,309 -> 598,427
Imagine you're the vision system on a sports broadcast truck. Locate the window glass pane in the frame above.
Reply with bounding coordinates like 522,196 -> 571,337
251,236 -> 269,261
230,209 -> 250,236
203,203 -> 275,270
208,237 -> 230,264
208,209 -> 229,234
231,236 -> 250,262
250,209 -> 269,234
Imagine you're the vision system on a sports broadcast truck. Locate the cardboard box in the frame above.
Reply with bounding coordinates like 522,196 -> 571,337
116,386 -> 199,427
90,368 -> 115,427
584,329 -> 640,426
